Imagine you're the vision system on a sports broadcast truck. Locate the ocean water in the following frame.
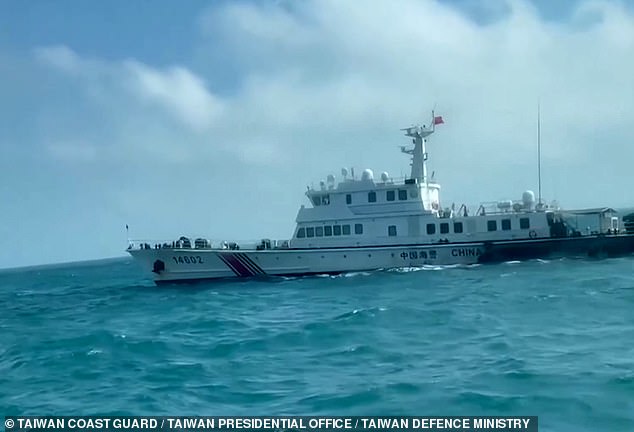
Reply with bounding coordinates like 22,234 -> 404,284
1,257 -> 634,431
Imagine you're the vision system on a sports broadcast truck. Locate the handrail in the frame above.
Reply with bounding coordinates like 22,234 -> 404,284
127,237 -> 292,251
307,176 -> 441,191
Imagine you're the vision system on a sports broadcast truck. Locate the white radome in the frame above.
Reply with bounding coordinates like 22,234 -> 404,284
522,190 -> 536,207
361,169 -> 374,181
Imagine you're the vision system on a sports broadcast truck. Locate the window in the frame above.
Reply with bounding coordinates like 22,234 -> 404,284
440,223 -> 449,234
502,219 -> 511,231
398,189 -> 408,201
368,191 -> 376,202
346,194 -> 352,204
427,224 -> 436,235
297,228 -> 306,238
454,222 -> 463,233
324,226 -> 332,236
312,197 -> 321,206
520,218 -> 530,229
386,190 -> 395,201
388,225 -> 397,236
342,225 -> 351,235
355,223 -> 363,234
316,226 -> 324,237
306,227 -> 315,238
322,195 -> 330,205
488,220 -> 497,231
333,225 -> 342,236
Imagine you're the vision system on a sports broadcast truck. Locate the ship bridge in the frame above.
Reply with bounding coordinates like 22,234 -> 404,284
291,113 -> 450,245
299,113 -> 445,223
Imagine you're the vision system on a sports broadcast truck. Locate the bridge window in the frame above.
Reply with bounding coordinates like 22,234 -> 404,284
387,190 -> 395,201
368,191 -> 376,202
333,225 -> 342,236
297,228 -> 306,238
454,222 -> 463,233
520,218 -> 530,229
488,220 -> 497,231
502,219 -> 511,231
388,225 -> 397,236
342,225 -> 351,235
346,194 -> 352,204
316,226 -> 324,237
440,222 -> 449,234
355,223 -> 363,234
311,196 -> 321,206
322,195 -> 330,205
306,227 -> 315,238
427,223 -> 436,235
398,189 -> 408,200
324,226 -> 332,236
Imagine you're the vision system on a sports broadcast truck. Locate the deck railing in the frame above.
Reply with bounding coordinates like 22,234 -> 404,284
307,175 -> 440,191
127,237 -> 291,251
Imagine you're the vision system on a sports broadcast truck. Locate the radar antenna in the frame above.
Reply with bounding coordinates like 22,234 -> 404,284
400,110 -> 444,183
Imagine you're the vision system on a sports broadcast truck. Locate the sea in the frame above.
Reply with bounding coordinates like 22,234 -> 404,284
1,256 -> 634,432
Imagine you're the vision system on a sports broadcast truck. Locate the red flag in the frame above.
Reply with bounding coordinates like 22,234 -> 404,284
433,116 -> 444,125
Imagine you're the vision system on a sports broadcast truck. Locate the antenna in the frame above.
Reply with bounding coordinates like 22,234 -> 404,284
537,102 -> 542,207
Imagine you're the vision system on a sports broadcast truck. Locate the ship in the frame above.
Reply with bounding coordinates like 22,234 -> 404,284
127,112 -> 634,284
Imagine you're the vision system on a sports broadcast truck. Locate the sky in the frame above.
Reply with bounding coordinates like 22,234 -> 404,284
1,0 -> 634,269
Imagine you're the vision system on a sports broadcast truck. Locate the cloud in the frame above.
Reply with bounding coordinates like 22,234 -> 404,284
195,0 -> 634,203
34,45 -> 82,74
4,0 -> 634,268
124,61 -> 223,131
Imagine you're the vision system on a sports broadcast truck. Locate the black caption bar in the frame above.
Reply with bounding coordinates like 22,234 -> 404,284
4,416 -> 538,432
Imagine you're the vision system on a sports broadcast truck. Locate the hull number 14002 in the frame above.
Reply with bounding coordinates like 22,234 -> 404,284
172,256 -> 204,264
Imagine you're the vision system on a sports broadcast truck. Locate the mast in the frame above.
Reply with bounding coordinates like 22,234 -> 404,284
401,111 -> 437,183
537,102 -> 542,207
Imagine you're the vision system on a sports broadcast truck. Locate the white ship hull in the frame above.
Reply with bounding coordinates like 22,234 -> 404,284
129,243 -> 485,283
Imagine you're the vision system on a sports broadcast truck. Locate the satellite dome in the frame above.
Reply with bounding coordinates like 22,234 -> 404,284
341,168 -> 349,177
381,172 -> 389,182
361,169 -> 374,181
522,190 -> 536,207
327,174 -> 335,184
